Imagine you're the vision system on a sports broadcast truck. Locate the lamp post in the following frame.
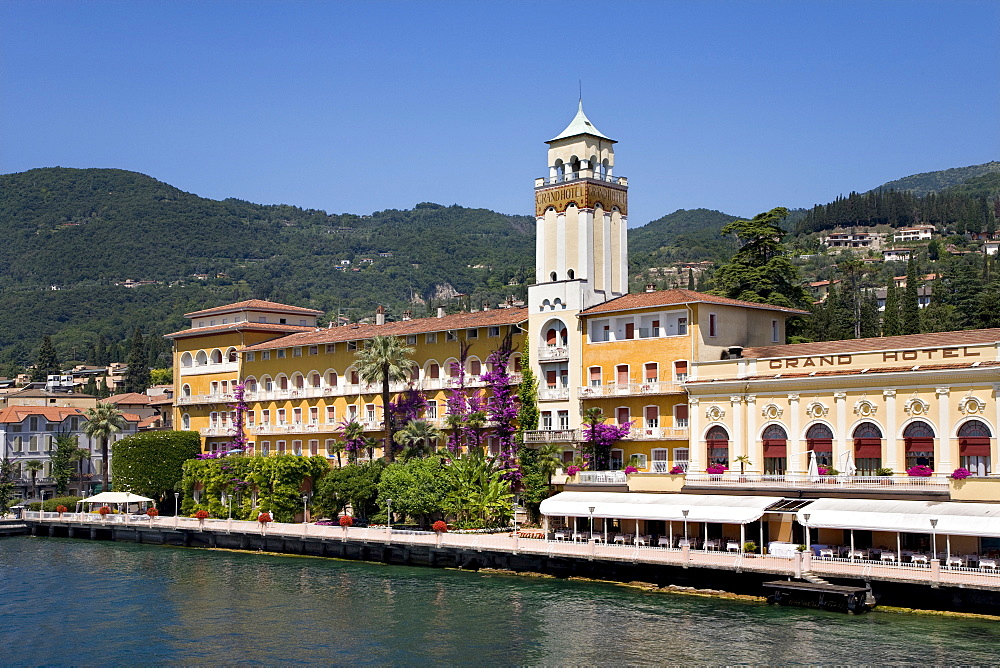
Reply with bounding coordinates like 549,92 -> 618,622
512,495 -> 519,534
803,513 -> 811,552
588,506 -> 595,540
302,495 -> 308,524
930,518 -> 938,558
228,494 -> 233,520
174,492 -> 179,517
682,509 -> 689,546
386,498 -> 392,531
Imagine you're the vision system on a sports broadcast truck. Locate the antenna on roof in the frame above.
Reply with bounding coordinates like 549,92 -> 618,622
578,79 -> 582,103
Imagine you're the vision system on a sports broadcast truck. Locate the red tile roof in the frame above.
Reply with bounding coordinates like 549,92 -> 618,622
241,308 -> 528,352
164,322 -> 315,339
743,328 -> 1000,359
0,406 -> 141,423
106,392 -> 151,405
184,299 -> 324,318
688,360 -> 1000,384
579,289 -> 808,316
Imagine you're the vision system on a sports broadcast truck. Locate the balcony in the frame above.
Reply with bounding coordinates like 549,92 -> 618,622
578,381 -> 684,399
177,393 -> 233,406
577,470 -> 627,484
538,387 -> 570,401
683,472 -> 951,493
535,171 -> 628,187
537,346 -> 569,362
523,429 -> 580,444
179,361 -> 239,377
199,426 -> 232,437
623,426 -> 689,441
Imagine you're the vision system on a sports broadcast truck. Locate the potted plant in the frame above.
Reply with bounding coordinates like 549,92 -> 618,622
950,467 -> 972,480
734,455 -> 752,479
194,509 -> 210,528
743,541 -> 758,556
706,464 -> 726,480
98,506 -> 111,520
146,507 -> 159,519
669,465 -> 684,475
258,512 -> 272,525
339,515 -> 353,528
55,505 -> 68,517
565,465 -> 581,478
796,544 -> 807,552
624,465 -> 638,475
906,465 -> 934,477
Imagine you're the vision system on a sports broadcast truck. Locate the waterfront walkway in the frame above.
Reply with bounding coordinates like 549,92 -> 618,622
24,511 -> 1000,591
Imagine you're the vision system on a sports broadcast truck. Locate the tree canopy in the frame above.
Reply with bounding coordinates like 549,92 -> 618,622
111,430 -> 202,500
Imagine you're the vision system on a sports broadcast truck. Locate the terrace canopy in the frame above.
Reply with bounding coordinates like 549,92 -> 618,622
794,498 -> 1000,538
80,492 -> 155,505
540,492 -> 777,525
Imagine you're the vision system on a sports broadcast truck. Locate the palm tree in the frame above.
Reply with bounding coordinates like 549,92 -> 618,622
393,419 -> 442,460
24,459 -> 43,500
329,439 -> 345,468
339,419 -> 365,465
83,402 -> 127,492
354,335 -> 415,463
536,442 -> 563,486
734,454 -> 752,475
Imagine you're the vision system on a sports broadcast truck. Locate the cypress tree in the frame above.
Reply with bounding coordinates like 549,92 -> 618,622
901,257 -> 921,334
124,329 -> 151,394
859,292 -> 881,338
30,335 -> 61,382
883,281 -> 902,337
687,268 -> 695,290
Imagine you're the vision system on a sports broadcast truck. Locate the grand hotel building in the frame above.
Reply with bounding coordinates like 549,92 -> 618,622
168,105 -> 999,486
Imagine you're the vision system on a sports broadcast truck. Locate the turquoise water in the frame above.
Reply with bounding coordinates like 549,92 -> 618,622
2,536 -> 999,665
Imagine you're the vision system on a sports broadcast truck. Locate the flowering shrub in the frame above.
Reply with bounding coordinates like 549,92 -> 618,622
907,465 -> 934,477
146,508 -> 159,517
624,466 -> 639,474
432,520 -> 448,533
818,467 -> 839,476
194,509 -> 210,519
257,512 -> 272,524
565,465 -> 581,476
706,464 -> 727,475
669,466 -> 684,475
951,467 -> 972,480
98,506 -> 111,516
339,515 -> 353,527
55,505 -> 68,514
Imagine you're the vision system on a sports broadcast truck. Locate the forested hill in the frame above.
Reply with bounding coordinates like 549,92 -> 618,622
627,208 -> 741,272
870,161 -> 1000,197
0,167 -> 535,368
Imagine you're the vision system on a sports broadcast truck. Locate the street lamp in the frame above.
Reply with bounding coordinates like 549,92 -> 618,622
682,509 -> 689,546
930,518 -> 938,558
386,498 -> 392,531
588,506 -> 595,540
174,492 -> 179,517
302,495 -> 308,524
513,495 -> 519,533
803,513 -> 811,552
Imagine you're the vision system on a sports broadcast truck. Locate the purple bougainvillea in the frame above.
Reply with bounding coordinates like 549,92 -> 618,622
483,336 -> 521,482
582,420 -> 632,471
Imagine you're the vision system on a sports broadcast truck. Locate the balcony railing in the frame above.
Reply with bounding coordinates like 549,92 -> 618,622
177,394 -> 235,405
199,426 -> 232,436
578,381 -> 684,398
537,346 -> 569,361
623,426 -> 689,440
683,472 -> 951,490
538,387 -> 570,401
537,172 -> 627,187
179,361 -> 239,377
523,429 -> 580,444
577,470 -> 627,484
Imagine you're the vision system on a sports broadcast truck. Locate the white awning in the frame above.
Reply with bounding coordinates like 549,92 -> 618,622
539,492 -> 776,525
80,492 -> 155,504
795,498 -> 1000,538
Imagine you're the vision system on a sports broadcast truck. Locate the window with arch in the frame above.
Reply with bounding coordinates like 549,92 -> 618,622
244,377 -> 257,393
309,373 -> 321,388
550,272 -> 558,282
903,420 -> 935,470
181,414 -> 190,430
195,350 -> 208,366
427,363 -> 440,380
262,376 -> 273,392
805,423 -> 833,467
278,375 -> 288,391
566,269 -> 575,280
210,349 -> 223,364
227,348 -> 238,363
327,371 -> 338,387
762,424 -> 788,475
180,352 -> 193,368
853,422 -> 883,475
293,374 -> 305,390
959,419 -> 992,476
182,384 -> 191,397
706,425 -> 730,468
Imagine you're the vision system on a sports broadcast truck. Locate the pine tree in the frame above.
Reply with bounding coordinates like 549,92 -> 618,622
883,281 -> 901,337
901,257 -> 921,334
859,292 -> 881,338
30,335 -> 60,382
82,376 -> 98,396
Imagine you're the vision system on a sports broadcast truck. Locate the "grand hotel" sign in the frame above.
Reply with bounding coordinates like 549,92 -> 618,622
767,346 -> 982,369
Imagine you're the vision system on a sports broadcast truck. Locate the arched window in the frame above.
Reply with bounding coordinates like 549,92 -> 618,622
181,414 -> 190,430
210,349 -> 223,364
327,371 -> 338,387
762,424 -> 787,475
903,420 -> 935,470
195,350 -> 208,366
182,384 -> 191,398
546,328 -> 557,346
469,359 -> 481,376
180,352 -> 193,368
959,419 -> 992,477
261,376 -> 273,392
227,347 -> 238,363
853,422 -> 883,475
309,373 -> 321,388
244,377 -> 257,393
550,271 -> 558,282
292,373 -> 305,389
706,426 -> 729,468
806,423 -> 833,466
567,269 -> 575,280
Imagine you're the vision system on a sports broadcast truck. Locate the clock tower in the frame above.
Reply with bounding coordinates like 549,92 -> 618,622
527,102 -> 629,431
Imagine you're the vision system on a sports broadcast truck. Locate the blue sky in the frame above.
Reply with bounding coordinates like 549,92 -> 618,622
2,1 -> 997,227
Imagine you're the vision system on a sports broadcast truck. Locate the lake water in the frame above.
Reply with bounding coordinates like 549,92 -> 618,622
2,536 -> 998,665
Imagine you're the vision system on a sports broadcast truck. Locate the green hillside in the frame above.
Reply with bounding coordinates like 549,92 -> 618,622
870,161 -> 1000,197
0,167 -> 535,368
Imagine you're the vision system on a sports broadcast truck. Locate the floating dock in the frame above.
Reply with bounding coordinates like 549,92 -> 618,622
764,580 -> 875,613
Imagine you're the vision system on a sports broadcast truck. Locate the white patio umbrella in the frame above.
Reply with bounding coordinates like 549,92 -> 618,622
838,451 -> 858,476
807,450 -> 820,481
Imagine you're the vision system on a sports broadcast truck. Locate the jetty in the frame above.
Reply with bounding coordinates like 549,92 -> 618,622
763,580 -> 875,613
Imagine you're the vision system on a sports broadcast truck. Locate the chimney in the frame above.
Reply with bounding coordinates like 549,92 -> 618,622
402,309 -> 412,321
437,307 -> 445,318
645,284 -> 656,293
727,346 -> 744,359
482,302 -> 490,311
375,305 -> 386,326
